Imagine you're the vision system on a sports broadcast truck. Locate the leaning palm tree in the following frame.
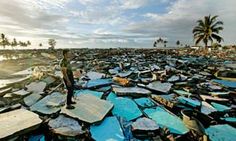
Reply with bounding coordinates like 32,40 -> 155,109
193,15 -> 224,49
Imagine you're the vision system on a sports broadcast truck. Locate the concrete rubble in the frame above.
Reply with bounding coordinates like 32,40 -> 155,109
0,48 -> 235,141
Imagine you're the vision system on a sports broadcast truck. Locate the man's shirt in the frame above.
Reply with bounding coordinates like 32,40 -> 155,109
60,58 -> 74,84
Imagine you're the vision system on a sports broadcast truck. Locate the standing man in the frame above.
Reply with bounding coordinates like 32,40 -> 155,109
60,49 -> 76,109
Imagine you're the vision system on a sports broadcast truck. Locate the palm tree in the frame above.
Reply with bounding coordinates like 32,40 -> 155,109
1,33 -> 6,48
157,37 -> 163,45
193,15 -> 224,49
154,37 -> 164,47
163,40 -> 168,47
48,39 -> 56,49
12,38 -> 17,47
153,41 -> 157,47
176,40 -> 180,47
27,41 -> 31,46
5,38 -> 9,45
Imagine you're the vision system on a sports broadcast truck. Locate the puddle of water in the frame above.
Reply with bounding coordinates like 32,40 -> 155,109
0,55 -> 18,61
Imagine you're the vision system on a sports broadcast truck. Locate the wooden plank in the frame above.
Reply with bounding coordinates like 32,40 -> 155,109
0,109 -> 42,140
200,95 -> 229,102
61,94 -> 113,124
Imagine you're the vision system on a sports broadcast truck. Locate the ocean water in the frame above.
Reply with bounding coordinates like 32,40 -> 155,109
0,55 -> 18,61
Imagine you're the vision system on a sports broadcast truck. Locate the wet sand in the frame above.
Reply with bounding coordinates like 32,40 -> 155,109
0,55 -> 51,79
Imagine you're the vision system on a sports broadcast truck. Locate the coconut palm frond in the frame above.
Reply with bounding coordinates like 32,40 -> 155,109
212,34 -> 224,43
193,15 -> 224,47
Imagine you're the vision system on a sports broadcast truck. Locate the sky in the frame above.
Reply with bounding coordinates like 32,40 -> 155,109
0,0 -> 235,49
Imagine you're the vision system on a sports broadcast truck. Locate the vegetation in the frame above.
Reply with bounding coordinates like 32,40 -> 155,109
163,40 -> 168,47
0,33 -> 56,50
176,40 -> 180,47
48,39 -> 56,50
0,33 -> 31,48
193,15 -> 224,49
153,37 -> 168,47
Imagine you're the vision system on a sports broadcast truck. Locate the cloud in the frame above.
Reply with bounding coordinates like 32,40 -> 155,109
94,28 -> 113,35
0,0 -> 235,49
78,0 -> 99,5
124,0 -> 236,45
119,0 -> 170,9
120,0 -> 150,9
0,0 -> 68,31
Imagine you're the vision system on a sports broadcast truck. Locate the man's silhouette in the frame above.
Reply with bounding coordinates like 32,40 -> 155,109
60,49 -> 76,109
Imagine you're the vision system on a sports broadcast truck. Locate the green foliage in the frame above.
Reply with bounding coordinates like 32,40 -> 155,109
1,33 -> 31,48
154,37 -> 168,47
193,15 -> 224,48
48,39 -> 56,49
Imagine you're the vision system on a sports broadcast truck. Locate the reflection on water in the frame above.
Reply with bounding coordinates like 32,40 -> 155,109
0,54 -> 19,61
0,53 -> 33,61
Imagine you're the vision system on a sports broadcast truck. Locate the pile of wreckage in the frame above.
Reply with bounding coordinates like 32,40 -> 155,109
0,50 -> 236,141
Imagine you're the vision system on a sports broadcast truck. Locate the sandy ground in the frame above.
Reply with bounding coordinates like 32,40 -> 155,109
0,56 -> 51,79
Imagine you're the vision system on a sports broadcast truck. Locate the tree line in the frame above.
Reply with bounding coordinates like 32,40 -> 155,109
0,33 -> 31,48
0,33 -> 56,49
